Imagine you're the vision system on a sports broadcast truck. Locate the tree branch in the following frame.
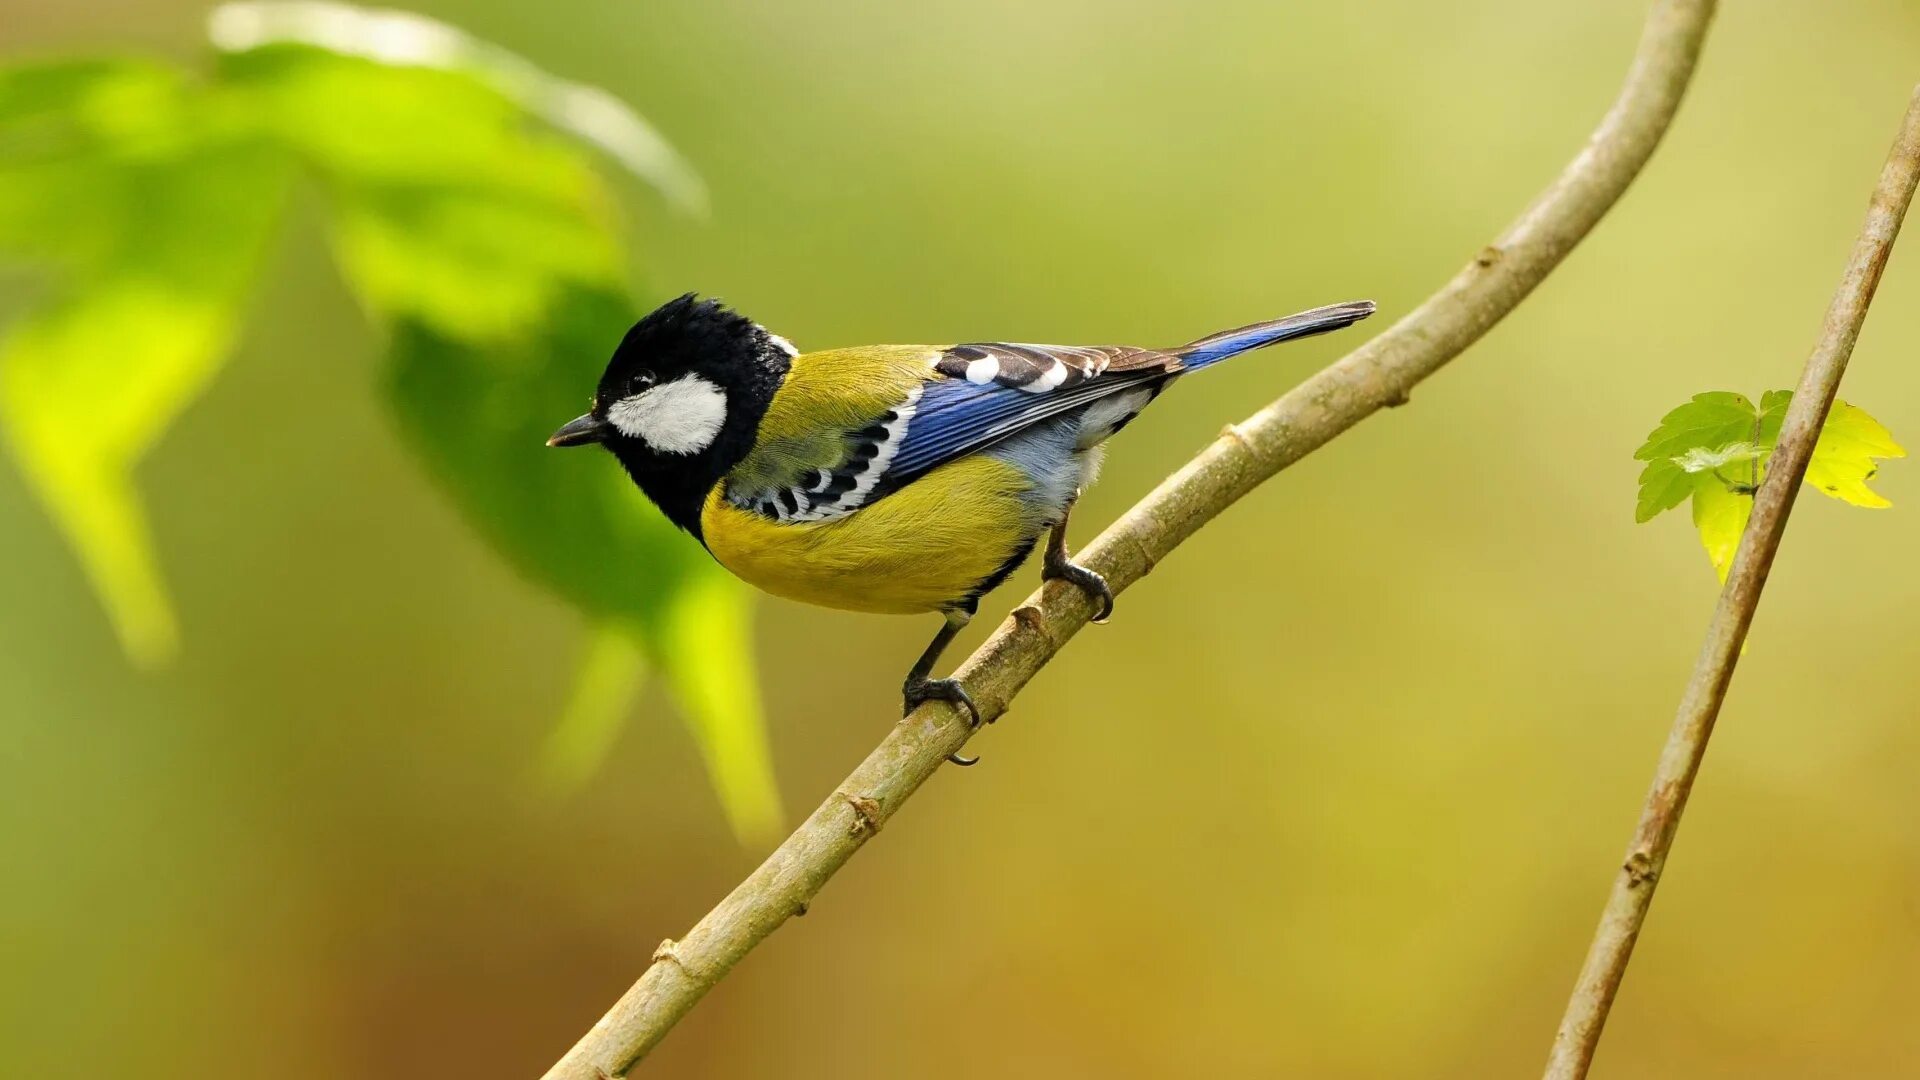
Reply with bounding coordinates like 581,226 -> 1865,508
541,2 -> 1718,1074
1542,84 -> 1920,1080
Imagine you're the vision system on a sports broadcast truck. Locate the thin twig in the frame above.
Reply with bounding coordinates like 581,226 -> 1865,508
541,3 -> 1718,1075
1543,85 -> 1920,1080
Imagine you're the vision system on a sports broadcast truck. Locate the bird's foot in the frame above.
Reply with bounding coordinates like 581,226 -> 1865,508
1044,557 -> 1114,623
903,676 -> 980,727
903,676 -> 983,767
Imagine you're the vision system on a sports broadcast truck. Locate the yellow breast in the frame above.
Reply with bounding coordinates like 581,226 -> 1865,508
701,454 -> 1041,615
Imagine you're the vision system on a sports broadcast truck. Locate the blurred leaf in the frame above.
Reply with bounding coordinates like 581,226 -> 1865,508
0,62 -> 293,664
219,47 -> 624,340
1634,390 -> 1904,581
653,571 -> 781,845
0,13 -> 776,838
330,181 -> 620,341
533,623 -> 650,796
207,0 -> 706,213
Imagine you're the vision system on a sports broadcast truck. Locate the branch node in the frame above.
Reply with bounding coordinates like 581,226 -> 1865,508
1011,603 -> 1051,641
840,791 -> 884,835
1382,386 -> 1412,408
650,938 -> 693,974
1474,244 -> 1505,268
1622,851 -> 1658,888
1218,422 -> 1259,455
1125,529 -> 1160,577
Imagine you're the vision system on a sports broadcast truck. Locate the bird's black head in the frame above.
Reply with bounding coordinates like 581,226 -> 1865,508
548,293 -> 794,536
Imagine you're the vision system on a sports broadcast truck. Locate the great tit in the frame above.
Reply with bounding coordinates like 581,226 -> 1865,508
549,294 -> 1374,750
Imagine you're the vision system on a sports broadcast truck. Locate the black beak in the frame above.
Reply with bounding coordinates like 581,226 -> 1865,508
547,413 -> 613,448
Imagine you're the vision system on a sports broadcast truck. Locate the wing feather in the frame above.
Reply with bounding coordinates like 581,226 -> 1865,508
893,342 -> 1183,480
726,342 -> 1182,523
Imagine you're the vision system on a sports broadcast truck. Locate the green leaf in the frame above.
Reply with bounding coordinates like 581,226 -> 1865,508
1806,400 -> 1906,507
1632,392 -> 1758,522
532,624 -> 651,797
218,47 -> 624,341
207,0 -> 705,213
654,573 -> 782,845
1671,442 -> 1763,475
1689,474 -> 1751,583
0,62 -> 294,664
1634,389 -> 1903,582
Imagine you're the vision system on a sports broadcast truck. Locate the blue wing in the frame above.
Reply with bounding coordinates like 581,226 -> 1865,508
888,362 -> 1168,482
890,301 -> 1375,483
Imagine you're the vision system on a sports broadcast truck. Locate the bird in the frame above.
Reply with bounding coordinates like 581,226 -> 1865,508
549,293 -> 1374,761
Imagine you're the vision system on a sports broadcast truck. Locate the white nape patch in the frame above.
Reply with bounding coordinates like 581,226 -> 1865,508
758,325 -> 799,358
607,374 -> 727,455
964,357 -> 999,384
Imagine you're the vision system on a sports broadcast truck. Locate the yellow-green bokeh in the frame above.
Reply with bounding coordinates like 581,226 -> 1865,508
3,2 -> 1918,1078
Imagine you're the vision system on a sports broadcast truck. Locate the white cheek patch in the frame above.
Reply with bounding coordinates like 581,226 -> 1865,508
607,374 -> 728,455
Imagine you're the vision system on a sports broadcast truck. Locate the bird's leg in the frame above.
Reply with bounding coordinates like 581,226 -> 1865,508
902,605 -> 984,765
1042,497 -> 1114,623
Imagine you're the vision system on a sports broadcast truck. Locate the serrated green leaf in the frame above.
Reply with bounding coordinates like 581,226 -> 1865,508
1633,391 -> 1758,462
1753,390 -> 1903,507
1807,400 -> 1906,508
1757,389 -> 1791,446
0,64 -> 293,664
1633,392 -> 1760,522
1636,388 -> 1903,582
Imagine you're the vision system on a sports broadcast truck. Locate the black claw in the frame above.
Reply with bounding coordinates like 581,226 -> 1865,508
1045,560 -> 1115,623
947,751 -> 980,767
903,676 -> 981,727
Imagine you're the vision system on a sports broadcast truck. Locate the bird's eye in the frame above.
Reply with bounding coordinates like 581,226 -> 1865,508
625,372 -> 656,397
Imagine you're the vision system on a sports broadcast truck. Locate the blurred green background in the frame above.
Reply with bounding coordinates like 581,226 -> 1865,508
4,2 -> 1919,1077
